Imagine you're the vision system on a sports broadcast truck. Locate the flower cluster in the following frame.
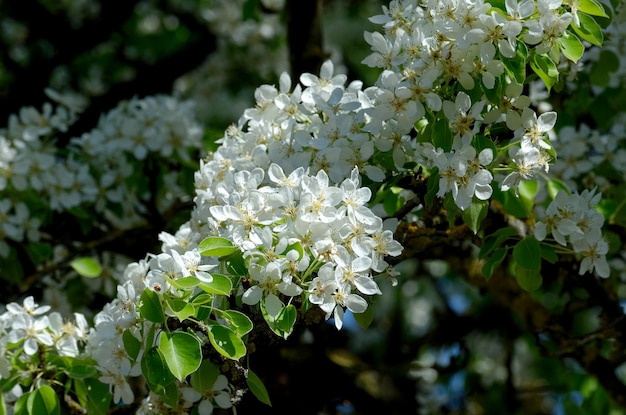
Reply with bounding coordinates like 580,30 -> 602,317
360,0 -> 585,207
0,296 -> 90,408
534,188 -> 609,278
88,62 -> 404,409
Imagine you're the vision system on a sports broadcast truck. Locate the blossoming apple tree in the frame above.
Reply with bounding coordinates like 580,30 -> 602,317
1,0 -> 626,413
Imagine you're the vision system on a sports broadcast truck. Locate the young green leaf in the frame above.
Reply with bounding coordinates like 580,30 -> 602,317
513,237 -> 542,272
558,31 -> 584,63
247,369 -> 272,407
198,273 -> 233,296
138,289 -> 165,323
123,329 -> 143,361
530,53 -> 558,91
578,0 -> 608,17
276,304 -> 297,337
221,309 -> 254,337
198,237 -> 240,257
207,324 -> 247,360
572,12 -> 604,46
74,378 -> 110,415
27,385 -> 60,415
462,199 -> 489,234
69,257 -> 102,278
158,331 -> 203,382
164,296 -> 196,322
141,347 -> 175,393
168,276 -> 200,291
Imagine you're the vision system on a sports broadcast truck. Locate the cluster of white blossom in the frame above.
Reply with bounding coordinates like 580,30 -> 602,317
0,94 -> 201,256
0,296 -> 90,408
534,188 -> 609,278
88,62 -> 404,408
361,0 -> 580,207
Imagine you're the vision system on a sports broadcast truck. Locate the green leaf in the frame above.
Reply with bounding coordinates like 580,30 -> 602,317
198,237 -> 240,257
247,369 -> 272,407
462,199 -> 489,234
578,0 -> 608,17
13,392 -> 28,415
165,296 -> 196,321
199,273 -> 233,296
141,347 -> 175,393
207,324 -> 247,360
557,31 -> 584,62
424,170 -> 440,208
482,247 -> 508,280
123,329 -> 142,361
276,304 -> 297,337
190,360 -> 219,393
529,53 -> 558,91
139,289 -> 165,323
27,385 -> 60,415
191,293 -> 214,306
502,41 -> 527,85
221,310 -> 254,337
572,12 -> 604,46
159,331 -> 203,382
513,237 -> 542,272
383,189 -> 400,216
224,252 -> 248,277
433,116 -> 453,152
540,244 -> 559,264
168,276 -> 200,291
0,395 -> 5,415
74,378 -> 110,415
518,179 -> 538,212
515,265 -> 543,291
479,227 -> 518,259
69,257 -> 102,278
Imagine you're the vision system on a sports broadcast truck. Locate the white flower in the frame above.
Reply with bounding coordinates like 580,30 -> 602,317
572,231 -> 610,278
442,92 -> 485,144
435,145 -> 493,210
500,142 -> 547,195
519,108 -> 557,150
7,314 -> 54,355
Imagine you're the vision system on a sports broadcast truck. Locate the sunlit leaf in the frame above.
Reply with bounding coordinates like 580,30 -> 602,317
207,324 -> 247,360
69,257 -> 102,278
159,331 -> 202,382
198,237 -> 240,257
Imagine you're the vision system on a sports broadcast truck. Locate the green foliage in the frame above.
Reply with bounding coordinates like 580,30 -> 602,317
206,324 -> 247,360
462,199 -> 489,234
159,331 -> 203,382
69,257 -> 102,278
247,369 -> 272,407
139,289 -> 165,323
198,237 -> 241,257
